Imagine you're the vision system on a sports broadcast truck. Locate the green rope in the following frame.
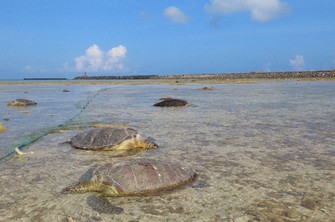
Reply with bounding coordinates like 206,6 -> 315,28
0,88 -> 108,161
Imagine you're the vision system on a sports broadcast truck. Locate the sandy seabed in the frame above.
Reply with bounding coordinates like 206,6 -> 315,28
0,79 -> 334,221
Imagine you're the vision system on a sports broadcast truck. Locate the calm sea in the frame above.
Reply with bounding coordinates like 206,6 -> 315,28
0,80 -> 334,221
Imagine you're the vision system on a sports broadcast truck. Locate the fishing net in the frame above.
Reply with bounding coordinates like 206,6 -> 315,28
0,86 -> 113,160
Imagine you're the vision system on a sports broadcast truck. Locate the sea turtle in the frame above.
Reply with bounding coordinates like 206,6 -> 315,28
64,158 -> 197,196
153,98 -> 189,107
70,127 -> 158,150
202,86 -> 214,90
7,99 -> 37,106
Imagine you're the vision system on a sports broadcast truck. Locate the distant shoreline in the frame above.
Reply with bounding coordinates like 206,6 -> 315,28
74,70 -> 335,80
1,70 -> 334,85
24,78 -> 67,80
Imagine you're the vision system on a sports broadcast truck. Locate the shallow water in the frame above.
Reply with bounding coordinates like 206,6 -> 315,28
0,80 -> 335,221
0,83 -> 107,156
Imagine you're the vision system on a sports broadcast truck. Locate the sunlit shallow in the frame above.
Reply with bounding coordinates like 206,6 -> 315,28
0,80 -> 334,221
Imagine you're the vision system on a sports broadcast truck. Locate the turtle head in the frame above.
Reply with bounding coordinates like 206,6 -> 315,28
134,134 -> 158,149
63,181 -> 100,194
146,136 -> 159,148
63,182 -> 87,193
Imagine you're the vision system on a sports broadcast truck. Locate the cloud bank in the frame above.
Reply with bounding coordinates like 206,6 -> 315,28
75,44 -> 127,72
205,0 -> 289,22
289,55 -> 305,70
164,6 -> 189,24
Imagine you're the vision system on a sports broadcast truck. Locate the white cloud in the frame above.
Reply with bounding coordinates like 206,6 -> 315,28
164,6 -> 189,24
289,55 -> 305,70
75,44 -> 127,72
205,0 -> 289,22
104,45 -> 127,71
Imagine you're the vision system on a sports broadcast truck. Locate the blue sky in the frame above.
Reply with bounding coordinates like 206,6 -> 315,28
1,0 -> 335,79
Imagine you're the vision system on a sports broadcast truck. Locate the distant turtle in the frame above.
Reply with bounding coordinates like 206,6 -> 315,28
64,158 -> 197,196
70,127 -> 158,150
153,99 -> 189,107
202,86 -> 214,90
7,99 -> 37,106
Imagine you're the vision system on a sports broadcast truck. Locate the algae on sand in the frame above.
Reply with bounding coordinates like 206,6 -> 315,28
0,122 -> 7,133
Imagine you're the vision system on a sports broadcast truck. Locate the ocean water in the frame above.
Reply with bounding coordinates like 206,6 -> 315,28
0,83 -> 108,157
0,80 -> 334,221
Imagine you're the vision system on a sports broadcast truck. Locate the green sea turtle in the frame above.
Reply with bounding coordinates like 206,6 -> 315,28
7,99 -> 37,106
153,98 -> 189,107
70,127 -> 158,150
64,158 -> 197,196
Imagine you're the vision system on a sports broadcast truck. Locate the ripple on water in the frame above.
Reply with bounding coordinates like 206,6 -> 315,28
1,81 -> 335,221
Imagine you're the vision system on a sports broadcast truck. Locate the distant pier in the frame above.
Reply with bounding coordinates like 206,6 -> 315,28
24,78 -> 67,80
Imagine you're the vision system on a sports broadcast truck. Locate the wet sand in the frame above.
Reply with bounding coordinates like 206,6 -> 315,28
2,131 -> 335,221
0,80 -> 334,221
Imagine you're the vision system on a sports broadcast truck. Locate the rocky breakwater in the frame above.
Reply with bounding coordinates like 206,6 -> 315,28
74,75 -> 158,80
73,70 -> 335,81
153,70 -> 335,80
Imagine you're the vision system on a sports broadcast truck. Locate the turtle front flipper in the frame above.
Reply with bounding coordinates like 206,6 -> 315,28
100,184 -> 124,197
87,195 -> 125,214
98,177 -> 126,197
